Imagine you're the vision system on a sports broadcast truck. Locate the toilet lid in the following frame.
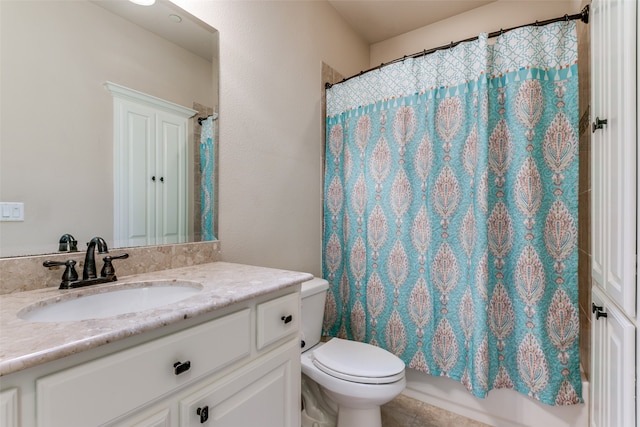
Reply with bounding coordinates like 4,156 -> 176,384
312,338 -> 405,384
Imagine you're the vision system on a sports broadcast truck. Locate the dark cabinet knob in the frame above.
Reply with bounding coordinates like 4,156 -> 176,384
592,116 -> 608,133
197,406 -> 209,423
281,314 -> 293,324
592,303 -> 608,319
173,360 -> 191,375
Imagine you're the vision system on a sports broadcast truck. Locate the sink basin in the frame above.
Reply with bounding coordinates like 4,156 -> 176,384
18,281 -> 203,322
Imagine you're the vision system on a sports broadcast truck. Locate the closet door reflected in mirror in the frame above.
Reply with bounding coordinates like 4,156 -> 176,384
108,83 -> 196,248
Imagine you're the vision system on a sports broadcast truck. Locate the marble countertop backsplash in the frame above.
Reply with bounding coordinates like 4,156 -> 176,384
0,241 -> 221,294
0,261 -> 313,376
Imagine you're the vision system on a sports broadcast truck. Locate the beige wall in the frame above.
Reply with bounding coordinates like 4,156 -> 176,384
0,1 -> 213,257
172,0 -> 369,276
370,0 -> 583,66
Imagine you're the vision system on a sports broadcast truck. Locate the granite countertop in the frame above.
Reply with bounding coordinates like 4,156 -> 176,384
0,262 -> 313,376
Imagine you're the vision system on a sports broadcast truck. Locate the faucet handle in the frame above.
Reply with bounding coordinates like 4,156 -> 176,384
100,253 -> 129,278
58,234 -> 78,252
43,259 -> 78,289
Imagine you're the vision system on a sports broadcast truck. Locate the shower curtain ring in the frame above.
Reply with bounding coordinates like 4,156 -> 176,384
564,14 -> 569,21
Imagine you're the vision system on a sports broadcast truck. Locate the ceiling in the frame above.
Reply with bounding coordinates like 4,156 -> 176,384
90,0 -> 217,61
327,0 -> 496,44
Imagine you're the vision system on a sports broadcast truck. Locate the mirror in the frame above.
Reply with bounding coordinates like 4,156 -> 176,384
0,0 -> 219,258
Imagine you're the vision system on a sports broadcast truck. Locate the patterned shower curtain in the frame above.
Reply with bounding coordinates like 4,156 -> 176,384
200,114 -> 217,241
322,21 -> 581,405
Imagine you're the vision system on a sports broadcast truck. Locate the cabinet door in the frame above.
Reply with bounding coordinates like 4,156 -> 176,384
591,287 -> 635,427
114,97 -> 157,248
590,0 -> 637,317
112,406 -> 174,427
180,340 -> 300,427
110,83 -> 193,248
155,111 -> 189,245
0,388 -> 18,427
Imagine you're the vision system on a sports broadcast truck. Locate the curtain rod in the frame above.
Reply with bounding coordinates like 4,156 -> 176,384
197,113 -> 218,125
325,4 -> 589,89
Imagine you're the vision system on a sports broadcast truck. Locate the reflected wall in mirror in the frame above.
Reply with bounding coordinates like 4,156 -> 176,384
0,0 -> 219,258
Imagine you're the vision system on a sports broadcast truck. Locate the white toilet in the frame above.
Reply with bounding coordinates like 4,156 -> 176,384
300,278 -> 406,427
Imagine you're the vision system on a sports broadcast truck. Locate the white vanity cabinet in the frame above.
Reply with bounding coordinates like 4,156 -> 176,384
0,289 -> 301,427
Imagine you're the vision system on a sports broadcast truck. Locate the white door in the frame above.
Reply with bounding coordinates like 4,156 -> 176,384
590,1 -> 637,426
591,287 -> 635,427
154,111 -> 189,245
114,98 -> 156,248
590,0 -> 637,316
107,82 -> 195,248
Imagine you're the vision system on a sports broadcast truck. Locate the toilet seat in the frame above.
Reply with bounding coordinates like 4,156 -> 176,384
312,338 -> 405,385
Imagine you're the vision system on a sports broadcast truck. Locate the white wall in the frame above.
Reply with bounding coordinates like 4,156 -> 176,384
371,0 -> 583,66
172,0 -> 369,276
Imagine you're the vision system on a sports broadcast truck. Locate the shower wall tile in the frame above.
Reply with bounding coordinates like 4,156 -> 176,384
578,187 -> 591,257
578,247 -> 592,379
0,241 -> 221,295
576,1 -> 591,382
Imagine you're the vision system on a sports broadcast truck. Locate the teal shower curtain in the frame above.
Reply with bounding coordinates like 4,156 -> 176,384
323,21 -> 581,405
200,114 -> 216,241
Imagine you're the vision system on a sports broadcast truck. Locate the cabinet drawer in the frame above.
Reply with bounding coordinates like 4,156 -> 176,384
256,292 -> 299,350
36,309 -> 251,427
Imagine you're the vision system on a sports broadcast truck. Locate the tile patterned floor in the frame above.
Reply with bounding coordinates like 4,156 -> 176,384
381,394 -> 492,427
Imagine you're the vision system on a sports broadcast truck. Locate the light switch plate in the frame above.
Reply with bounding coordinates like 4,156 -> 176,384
0,202 -> 24,221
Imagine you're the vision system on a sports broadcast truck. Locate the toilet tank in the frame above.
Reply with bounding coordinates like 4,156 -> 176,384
300,277 -> 329,351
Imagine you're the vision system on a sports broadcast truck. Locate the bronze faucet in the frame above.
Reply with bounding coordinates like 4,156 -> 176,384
43,237 -> 129,289
83,237 -> 109,280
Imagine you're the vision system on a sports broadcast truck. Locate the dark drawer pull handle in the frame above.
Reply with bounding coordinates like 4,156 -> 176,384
281,314 -> 293,324
197,406 -> 209,423
173,360 -> 191,375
